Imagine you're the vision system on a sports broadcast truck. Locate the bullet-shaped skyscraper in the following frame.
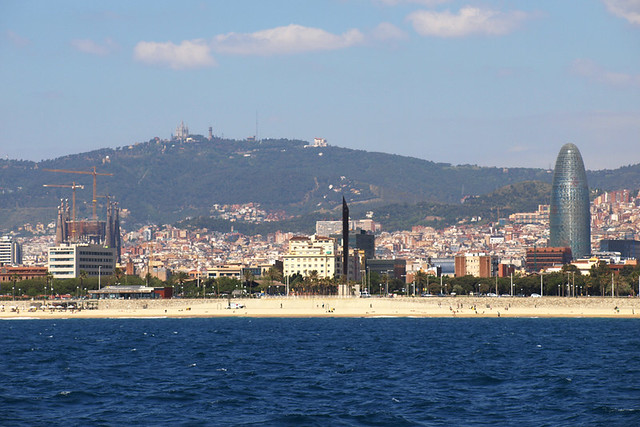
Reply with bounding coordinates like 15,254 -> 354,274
549,143 -> 591,259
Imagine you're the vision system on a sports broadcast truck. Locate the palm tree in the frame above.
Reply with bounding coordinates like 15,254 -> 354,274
307,270 -> 319,295
263,267 -> 283,295
113,267 -> 123,285
11,273 -> 20,300
414,270 -> 428,294
79,270 -> 88,297
45,273 -> 53,299
175,271 -> 189,297
45,272 -> 54,299
243,270 -> 255,296
319,277 -> 332,296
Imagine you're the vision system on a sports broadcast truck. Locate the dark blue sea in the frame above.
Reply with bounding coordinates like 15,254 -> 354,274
2,318 -> 640,426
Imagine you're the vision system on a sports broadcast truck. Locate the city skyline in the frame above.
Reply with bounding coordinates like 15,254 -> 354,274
1,1 -> 639,170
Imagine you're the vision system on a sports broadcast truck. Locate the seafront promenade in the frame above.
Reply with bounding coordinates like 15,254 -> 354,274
2,296 -> 640,319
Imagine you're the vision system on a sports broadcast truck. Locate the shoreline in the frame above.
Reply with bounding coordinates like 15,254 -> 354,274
1,296 -> 640,319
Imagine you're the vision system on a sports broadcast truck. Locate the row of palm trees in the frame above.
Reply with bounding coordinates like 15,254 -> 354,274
11,261 -> 638,299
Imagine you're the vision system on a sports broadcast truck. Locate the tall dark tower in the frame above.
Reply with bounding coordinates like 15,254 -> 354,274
114,202 -> 121,262
342,196 -> 349,281
549,143 -> 591,259
55,199 -> 65,244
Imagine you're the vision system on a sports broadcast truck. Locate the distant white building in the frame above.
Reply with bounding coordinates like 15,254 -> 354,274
305,137 -> 328,148
0,236 -> 21,266
48,243 -> 116,278
313,137 -> 327,147
283,235 -> 337,278
283,235 -> 363,282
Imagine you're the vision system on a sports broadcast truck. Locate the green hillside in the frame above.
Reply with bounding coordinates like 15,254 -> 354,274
0,136 -> 636,233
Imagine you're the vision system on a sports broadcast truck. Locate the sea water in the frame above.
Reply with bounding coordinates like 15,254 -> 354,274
1,318 -> 640,426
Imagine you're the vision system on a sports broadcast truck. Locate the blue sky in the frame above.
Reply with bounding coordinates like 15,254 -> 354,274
1,0 -> 639,170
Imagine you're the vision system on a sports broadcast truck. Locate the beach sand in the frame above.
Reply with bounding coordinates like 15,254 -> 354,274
1,296 -> 640,319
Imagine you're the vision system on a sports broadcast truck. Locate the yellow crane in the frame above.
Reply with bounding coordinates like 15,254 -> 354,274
43,182 -> 84,236
43,167 -> 113,220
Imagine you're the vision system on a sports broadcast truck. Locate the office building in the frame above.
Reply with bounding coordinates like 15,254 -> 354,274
48,243 -> 116,278
366,259 -> 407,281
331,229 -> 375,262
599,239 -> 640,260
549,143 -> 591,259
525,247 -> 573,272
0,236 -> 21,265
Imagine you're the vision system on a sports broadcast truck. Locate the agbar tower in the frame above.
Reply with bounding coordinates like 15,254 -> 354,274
549,143 -> 591,259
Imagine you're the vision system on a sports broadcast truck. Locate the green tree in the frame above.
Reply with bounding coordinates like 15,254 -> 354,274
414,270 -> 428,294
11,273 -> 20,300
243,270 -> 255,296
113,267 -> 123,285
78,270 -> 88,298
307,270 -> 319,295
590,261 -> 611,296
45,272 -> 54,299
174,271 -> 189,297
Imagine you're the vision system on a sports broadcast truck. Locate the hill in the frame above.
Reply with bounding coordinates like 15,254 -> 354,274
179,181 -> 553,234
0,136 -> 637,233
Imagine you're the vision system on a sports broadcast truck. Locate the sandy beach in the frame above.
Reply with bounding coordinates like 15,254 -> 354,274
1,296 -> 640,319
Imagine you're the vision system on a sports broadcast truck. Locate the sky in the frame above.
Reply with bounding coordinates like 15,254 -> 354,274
1,0 -> 639,170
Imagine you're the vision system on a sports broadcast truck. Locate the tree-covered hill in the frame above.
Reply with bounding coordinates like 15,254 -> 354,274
178,181 -> 553,233
0,136 -> 636,233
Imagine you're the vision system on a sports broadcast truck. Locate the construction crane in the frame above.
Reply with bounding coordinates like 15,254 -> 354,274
97,193 -> 111,207
43,182 -> 84,235
43,167 -> 113,220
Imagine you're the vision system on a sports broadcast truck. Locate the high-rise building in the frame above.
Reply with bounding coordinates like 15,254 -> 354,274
549,143 -> 591,259
331,229 -> 375,261
0,236 -> 21,265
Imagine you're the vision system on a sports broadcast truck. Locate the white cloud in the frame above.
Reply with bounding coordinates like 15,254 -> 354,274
407,7 -> 530,37
602,0 -> 640,25
132,23 -> 395,69
133,40 -> 216,69
370,22 -> 409,41
571,58 -> 640,87
211,24 -> 364,56
71,38 -> 118,56
6,30 -> 31,48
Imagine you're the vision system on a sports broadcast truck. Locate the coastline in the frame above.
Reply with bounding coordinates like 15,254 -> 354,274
1,296 -> 640,319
